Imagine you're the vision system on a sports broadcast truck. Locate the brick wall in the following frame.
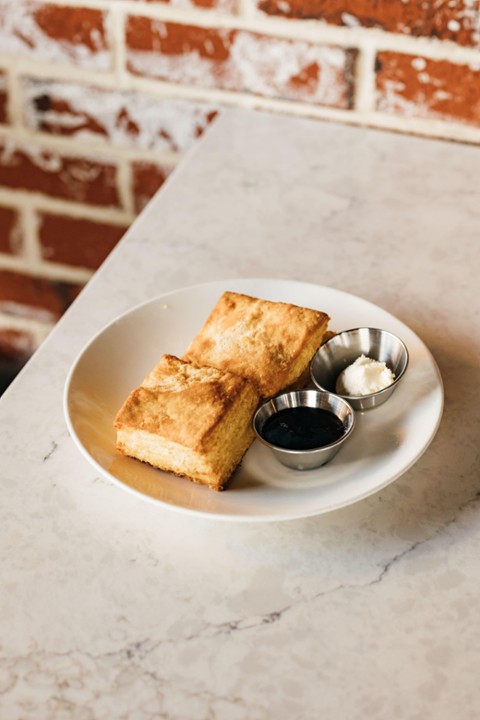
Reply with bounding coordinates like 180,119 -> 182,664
1,0 -> 479,370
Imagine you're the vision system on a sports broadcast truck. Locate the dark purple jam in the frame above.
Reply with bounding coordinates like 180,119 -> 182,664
261,407 -> 345,450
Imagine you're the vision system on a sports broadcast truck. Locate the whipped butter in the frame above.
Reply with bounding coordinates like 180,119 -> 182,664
336,355 -> 395,396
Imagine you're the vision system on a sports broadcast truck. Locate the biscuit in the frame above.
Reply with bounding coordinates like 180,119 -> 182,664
114,354 -> 259,491
184,291 -> 330,398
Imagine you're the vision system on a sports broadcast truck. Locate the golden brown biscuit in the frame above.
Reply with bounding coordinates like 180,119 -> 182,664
321,330 -> 337,344
114,354 -> 259,491
183,291 -> 330,398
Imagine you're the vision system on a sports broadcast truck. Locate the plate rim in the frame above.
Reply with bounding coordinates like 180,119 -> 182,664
63,277 -> 444,522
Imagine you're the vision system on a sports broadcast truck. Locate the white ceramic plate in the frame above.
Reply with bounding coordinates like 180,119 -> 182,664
64,278 -> 443,522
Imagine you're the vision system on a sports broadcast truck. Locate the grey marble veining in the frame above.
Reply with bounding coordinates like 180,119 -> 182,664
1,108 -> 480,719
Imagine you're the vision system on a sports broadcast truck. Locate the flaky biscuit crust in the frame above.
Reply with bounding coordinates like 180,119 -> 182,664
184,291 -> 330,398
115,354 -> 257,452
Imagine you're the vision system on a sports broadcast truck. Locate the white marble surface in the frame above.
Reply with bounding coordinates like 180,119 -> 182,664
1,108 -> 480,718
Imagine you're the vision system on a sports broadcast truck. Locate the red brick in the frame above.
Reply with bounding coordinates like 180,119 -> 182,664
130,0 -> 236,12
0,206 -> 22,255
125,17 -> 356,108
23,78 -> 219,153
33,4 -> 107,49
132,161 -> 171,213
32,92 -> 109,139
0,269 -> 83,322
38,213 -> 127,269
256,0 -> 480,47
0,71 -> 7,124
0,328 -> 35,363
376,52 -> 480,126
187,0 -> 236,10
0,139 -> 121,207
0,1 -> 110,69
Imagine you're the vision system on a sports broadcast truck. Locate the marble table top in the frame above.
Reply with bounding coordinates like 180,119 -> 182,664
1,108 -> 480,719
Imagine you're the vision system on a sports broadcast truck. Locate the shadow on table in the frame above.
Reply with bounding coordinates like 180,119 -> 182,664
0,359 -> 26,396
